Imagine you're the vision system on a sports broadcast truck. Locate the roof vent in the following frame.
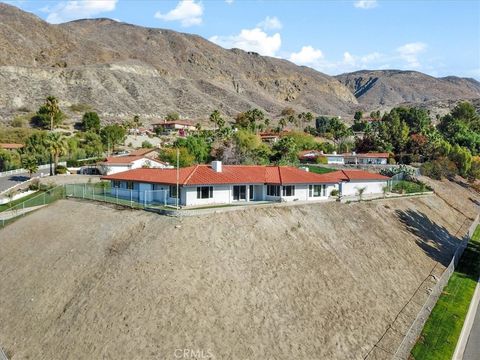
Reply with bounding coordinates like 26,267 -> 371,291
211,160 -> 222,173
352,151 -> 356,155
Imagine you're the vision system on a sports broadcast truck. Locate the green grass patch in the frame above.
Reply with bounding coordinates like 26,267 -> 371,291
303,165 -> 336,174
392,180 -> 430,194
0,191 -> 40,212
410,226 -> 480,360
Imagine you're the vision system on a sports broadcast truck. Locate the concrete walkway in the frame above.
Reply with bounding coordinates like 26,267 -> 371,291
463,298 -> 480,360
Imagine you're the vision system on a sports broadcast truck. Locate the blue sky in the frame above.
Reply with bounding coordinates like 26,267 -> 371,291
5,0 -> 480,79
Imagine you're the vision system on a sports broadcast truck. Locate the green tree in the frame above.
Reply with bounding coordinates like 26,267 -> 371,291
100,124 -> 126,154
81,112 -> 101,132
272,136 -> 298,165
174,135 -> 211,163
31,96 -> 65,129
165,112 -> 180,121
159,147 -> 195,167
449,144 -> 472,176
141,140 -> 153,148
354,111 -> 363,121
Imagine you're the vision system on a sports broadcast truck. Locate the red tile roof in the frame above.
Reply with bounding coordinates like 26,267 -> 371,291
0,143 -> 23,149
101,165 -> 389,185
129,148 -> 159,156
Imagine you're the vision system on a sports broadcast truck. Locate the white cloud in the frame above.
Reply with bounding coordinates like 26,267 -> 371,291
210,28 -> 281,57
289,46 -> 324,65
44,0 -> 118,23
396,42 -> 427,68
154,0 -> 203,27
225,0 -> 234,4
257,16 -> 282,31
354,0 -> 378,9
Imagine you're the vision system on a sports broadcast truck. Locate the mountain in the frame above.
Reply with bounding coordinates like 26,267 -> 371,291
335,70 -> 480,109
0,3 -> 357,123
0,3 -> 478,125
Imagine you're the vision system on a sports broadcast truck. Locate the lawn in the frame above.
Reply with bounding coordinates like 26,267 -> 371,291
410,225 -> 480,360
302,165 -> 336,174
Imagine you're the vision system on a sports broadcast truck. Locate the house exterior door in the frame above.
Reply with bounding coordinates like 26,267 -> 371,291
233,185 -> 246,201
249,185 -> 254,200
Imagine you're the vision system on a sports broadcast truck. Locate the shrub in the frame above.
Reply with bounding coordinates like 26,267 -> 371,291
55,165 -> 68,174
330,189 -> 339,197
29,178 -> 40,190
421,158 -> 458,180
141,140 -> 153,148
316,156 -> 328,164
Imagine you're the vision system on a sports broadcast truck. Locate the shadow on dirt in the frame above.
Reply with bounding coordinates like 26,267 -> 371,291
395,209 -> 462,267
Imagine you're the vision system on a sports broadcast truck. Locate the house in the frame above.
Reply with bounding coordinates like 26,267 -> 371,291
0,143 -> 23,151
299,150 -> 389,165
101,161 -> 390,207
259,130 -> 290,143
98,155 -> 171,175
128,127 -> 155,136
152,120 -> 197,134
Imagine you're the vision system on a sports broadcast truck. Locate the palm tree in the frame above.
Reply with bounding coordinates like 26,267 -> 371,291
356,187 -> 367,201
209,110 -> 225,131
46,132 -> 68,174
133,115 -> 141,139
279,118 -> 287,131
21,155 -> 39,178
45,96 -> 60,131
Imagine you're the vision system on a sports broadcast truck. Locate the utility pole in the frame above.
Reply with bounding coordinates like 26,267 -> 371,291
176,147 -> 180,209
49,114 -> 53,176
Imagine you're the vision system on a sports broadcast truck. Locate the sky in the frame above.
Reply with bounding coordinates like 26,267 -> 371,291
4,0 -> 480,79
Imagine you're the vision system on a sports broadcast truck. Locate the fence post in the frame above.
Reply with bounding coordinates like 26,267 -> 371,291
43,192 -> 46,205
116,188 -> 118,205
22,201 -> 25,216
130,189 -> 133,208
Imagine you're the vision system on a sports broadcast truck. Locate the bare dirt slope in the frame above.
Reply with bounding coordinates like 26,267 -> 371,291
0,190 -> 476,360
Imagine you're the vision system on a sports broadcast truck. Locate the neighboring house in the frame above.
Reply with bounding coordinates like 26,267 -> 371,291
152,120 -> 197,134
259,130 -> 290,143
101,161 -> 389,207
0,143 -> 23,151
129,147 -> 160,159
299,151 -> 389,165
98,155 -> 170,175
128,127 -> 155,136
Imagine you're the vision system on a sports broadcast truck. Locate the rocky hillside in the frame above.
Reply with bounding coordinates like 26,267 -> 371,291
0,3 -> 357,123
336,70 -> 480,109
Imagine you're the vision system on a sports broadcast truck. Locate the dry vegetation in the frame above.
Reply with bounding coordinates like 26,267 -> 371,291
1,177 -> 478,359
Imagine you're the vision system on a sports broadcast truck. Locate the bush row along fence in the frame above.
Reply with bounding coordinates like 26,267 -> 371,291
392,214 -> 480,360
0,186 -> 65,229
64,183 -> 174,210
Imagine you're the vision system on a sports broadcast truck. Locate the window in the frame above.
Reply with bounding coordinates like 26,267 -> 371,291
112,180 -> 120,188
126,181 -> 134,190
309,185 -> 327,197
282,185 -> 295,197
267,185 -> 280,197
197,186 -> 213,199
170,185 -> 178,198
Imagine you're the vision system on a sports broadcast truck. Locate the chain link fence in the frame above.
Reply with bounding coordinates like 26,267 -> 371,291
0,185 -> 65,229
64,183 -> 171,209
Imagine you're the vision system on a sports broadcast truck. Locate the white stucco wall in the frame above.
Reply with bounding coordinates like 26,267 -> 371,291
341,180 -> 388,196
327,156 -> 345,165
102,158 -> 169,175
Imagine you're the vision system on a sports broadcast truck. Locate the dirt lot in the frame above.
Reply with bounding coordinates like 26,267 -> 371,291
0,180 -> 477,360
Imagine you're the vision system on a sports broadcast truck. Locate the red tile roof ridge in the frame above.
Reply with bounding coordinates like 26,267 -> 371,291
183,165 -> 200,185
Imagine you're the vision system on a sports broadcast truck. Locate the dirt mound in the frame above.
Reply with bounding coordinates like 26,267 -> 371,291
0,193 -> 473,359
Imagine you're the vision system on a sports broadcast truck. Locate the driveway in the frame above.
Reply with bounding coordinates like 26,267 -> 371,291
0,168 -> 51,193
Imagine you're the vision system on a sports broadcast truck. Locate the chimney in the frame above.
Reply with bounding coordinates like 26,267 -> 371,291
300,166 -> 309,172
333,151 -> 337,155
352,151 -> 356,156
320,150 -> 324,155
211,160 -> 222,173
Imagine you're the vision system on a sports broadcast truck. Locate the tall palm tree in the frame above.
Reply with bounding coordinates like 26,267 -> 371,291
45,96 -> 60,131
209,110 -> 224,131
133,115 -> 141,139
44,96 -> 61,175
21,155 -> 38,178
46,132 -> 68,174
